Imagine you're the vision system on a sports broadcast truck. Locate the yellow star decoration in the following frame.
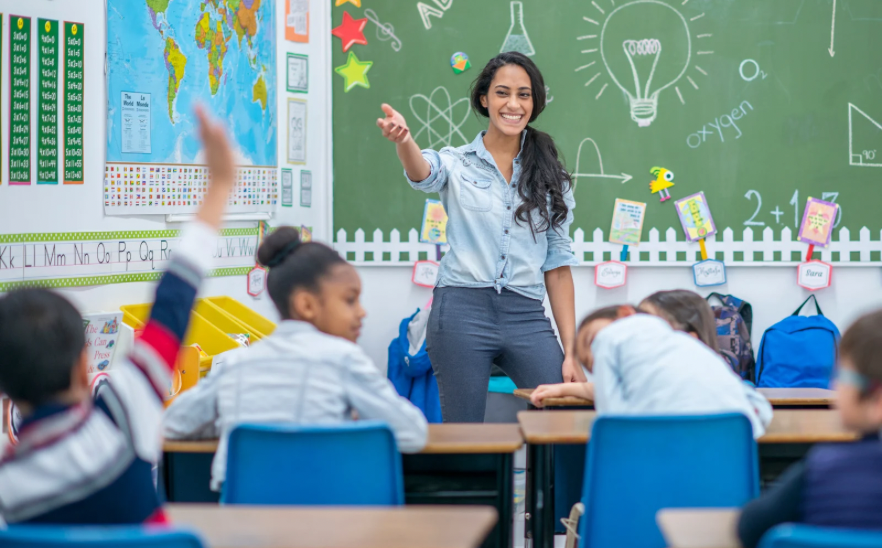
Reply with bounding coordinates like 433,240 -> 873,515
335,51 -> 372,92
335,0 -> 361,7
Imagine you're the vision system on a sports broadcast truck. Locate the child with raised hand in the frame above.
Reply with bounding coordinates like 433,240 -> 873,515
738,310 -> 882,547
162,227 -> 429,492
530,300 -> 768,438
0,106 -> 236,524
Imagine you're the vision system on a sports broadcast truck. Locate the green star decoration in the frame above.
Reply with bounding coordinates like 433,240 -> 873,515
334,51 -> 372,92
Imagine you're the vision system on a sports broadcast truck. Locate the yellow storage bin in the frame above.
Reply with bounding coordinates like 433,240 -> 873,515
203,296 -> 276,338
194,301 -> 263,343
119,303 -> 240,372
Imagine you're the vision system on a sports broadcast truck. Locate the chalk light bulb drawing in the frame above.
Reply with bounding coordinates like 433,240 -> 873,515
575,0 -> 713,128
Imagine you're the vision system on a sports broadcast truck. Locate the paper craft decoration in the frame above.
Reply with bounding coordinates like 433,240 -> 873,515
334,51 -> 372,92
693,259 -> 727,287
451,52 -> 471,74
797,261 -> 832,291
420,199 -> 448,244
412,261 -> 440,288
285,0 -> 309,43
595,261 -> 627,289
674,192 -> 716,242
609,199 -> 646,246
649,167 -> 675,202
798,197 -> 838,248
83,313 -> 122,374
331,11 -> 367,52
247,266 -> 267,297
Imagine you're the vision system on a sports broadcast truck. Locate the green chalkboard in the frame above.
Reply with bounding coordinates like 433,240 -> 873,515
332,0 -> 882,258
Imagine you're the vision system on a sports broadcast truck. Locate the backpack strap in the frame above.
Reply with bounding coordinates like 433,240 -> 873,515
706,292 -> 728,306
793,295 -> 824,317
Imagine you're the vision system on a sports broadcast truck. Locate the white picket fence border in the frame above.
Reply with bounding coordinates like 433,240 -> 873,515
334,226 -> 882,267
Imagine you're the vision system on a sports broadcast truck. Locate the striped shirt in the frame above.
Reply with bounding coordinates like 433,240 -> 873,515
0,222 -> 216,525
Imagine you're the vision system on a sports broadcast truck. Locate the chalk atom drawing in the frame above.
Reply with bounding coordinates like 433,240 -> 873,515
501,2 -> 535,56
848,103 -> 882,168
572,137 -> 633,188
576,0 -> 714,127
409,87 -> 470,149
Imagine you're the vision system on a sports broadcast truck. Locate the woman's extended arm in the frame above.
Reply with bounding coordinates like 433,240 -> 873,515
377,103 -> 431,181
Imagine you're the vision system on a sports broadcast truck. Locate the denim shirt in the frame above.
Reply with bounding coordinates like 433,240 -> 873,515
406,131 -> 577,301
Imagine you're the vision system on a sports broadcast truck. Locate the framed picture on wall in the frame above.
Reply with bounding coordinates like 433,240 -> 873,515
300,170 -> 312,208
287,99 -> 307,165
281,168 -> 294,207
287,54 -> 308,93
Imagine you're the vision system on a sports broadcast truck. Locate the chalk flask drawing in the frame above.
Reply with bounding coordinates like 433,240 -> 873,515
501,1 -> 535,56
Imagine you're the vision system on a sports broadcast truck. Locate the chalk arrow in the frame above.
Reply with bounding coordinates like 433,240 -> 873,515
828,0 -> 836,57
573,172 -> 633,184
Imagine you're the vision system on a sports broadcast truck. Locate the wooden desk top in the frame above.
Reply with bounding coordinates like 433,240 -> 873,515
163,424 -> 523,455
517,409 -> 860,445
656,508 -> 740,548
167,504 -> 497,548
513,387 -> 835,408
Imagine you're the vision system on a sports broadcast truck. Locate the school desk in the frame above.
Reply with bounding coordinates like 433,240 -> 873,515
656,508 -> 740,548
516,409 -> 859,548
512,387 -> 835,409
162,424 -> 522,548
166,503 -> 498,548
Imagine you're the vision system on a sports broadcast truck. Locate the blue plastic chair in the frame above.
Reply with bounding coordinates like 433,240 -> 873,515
222,421 -> 404,505
0,526 -> 204,548
759,524 -> 882,548
577,414 -> 760,548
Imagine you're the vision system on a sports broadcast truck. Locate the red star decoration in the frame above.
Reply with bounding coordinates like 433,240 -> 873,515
331,11 -> 368,52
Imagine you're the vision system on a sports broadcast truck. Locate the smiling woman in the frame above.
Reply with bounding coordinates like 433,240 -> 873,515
376,52 -> 581,423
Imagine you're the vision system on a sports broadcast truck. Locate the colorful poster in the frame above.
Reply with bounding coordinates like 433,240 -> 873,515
63,21 -> 84,184
608,199 -> 646,246
674,191 -> 717,242
83,313 -> 123,374
798,197 -> 839,247
37,19 -> 59,184
420,199 -> 448,244
286,0 -> 309,43
9,15 -> 31,185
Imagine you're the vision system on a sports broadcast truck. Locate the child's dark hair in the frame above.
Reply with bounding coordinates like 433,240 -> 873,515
578,305 -> 635,331
639,290 -> 719,351
840,309 -> 882,395
470,52 -> 571,237
0,288 -> 85,404
257,226 -> 347,319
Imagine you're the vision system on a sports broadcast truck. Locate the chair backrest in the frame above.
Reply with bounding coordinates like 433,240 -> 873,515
0,526 -> 204,548
222,421 -> 404,505
759,524 -> 882,548
578,414 -> 759,548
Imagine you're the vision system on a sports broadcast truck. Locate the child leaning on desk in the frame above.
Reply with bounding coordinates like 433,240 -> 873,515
0,107 -> 236,525
530,291 -> 771,439
162,226 -> 429,492
738,310 -> 882,548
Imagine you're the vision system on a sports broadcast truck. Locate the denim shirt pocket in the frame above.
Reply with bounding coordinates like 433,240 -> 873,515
459,175 -> 493,212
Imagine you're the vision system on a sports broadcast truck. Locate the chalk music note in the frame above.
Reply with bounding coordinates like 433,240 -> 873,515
364,9 -> 402,52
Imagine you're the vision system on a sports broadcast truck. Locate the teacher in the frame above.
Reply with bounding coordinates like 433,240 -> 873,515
377,52 -> 582,422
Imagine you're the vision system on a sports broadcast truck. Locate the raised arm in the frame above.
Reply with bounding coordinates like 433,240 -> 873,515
376,103 -> 431,182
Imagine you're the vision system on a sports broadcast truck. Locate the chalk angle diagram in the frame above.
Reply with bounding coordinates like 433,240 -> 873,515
574,0 -> 715,127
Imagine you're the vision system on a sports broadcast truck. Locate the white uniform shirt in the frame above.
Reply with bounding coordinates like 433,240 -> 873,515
163,321 -> 429,491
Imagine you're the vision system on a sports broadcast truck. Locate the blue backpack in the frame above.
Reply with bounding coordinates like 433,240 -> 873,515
756,295 -> 840,388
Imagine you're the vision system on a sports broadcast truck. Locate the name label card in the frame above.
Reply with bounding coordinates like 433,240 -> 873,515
595,261 -> 627,289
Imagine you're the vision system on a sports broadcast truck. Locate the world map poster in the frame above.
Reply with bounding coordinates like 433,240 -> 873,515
105,0 -> 278,215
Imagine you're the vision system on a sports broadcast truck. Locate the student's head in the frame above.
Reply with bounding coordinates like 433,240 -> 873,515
258,226 -> 365,342
835,310 -> 882,432
0,289 -> 89,410
575,305 -> 637,372
470,52 -> 571,237
638,290 -> 719,351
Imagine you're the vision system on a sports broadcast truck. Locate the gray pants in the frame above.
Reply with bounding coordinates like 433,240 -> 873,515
426,287 -> 565,423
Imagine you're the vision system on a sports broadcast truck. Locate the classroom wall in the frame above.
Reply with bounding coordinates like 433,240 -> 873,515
355,265 -> 882,373
0,0 -> 331,321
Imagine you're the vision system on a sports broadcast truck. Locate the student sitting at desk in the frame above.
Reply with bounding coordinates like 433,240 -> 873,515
0,107 -> 234,525
163,227 -> 428,492
531,304 -> 769,438
738,310 -> 882,548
